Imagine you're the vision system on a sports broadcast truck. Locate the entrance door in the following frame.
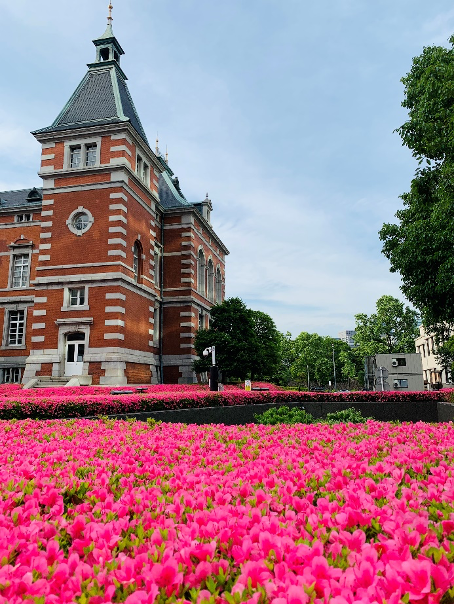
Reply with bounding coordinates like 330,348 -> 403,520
65,332 -> 85,376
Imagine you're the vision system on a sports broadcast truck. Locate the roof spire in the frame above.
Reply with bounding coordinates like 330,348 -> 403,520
108,2 -> 113,26
156,133 -> 159,154
165,146 -> 169,163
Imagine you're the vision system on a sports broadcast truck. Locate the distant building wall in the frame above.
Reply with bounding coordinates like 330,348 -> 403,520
415,325 -> 452,388
338,330 -> 355,347
365,353 -> 424,391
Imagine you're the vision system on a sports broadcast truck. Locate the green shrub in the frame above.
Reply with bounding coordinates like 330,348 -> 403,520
322,407 -> 372,424
254,405 -> 315,425
254,405 -> 372,425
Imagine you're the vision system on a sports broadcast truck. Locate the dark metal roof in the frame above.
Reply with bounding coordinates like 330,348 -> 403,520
57,70 -> 118,125
33,66 -> 149,145
0,188 -> 43,209
158,173 -> 192,209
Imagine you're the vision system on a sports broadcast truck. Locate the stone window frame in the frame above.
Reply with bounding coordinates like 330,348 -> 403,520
15,213 -> 32,224
8,243 -> 33,290
206,257 -> 215,302
154,245 -> 162,287
2,367 -> 21,383
215,265 -> 223,302
66,206 -> 94,236
1,304 -> 29,350
61,285 -> 89,312
63,136 -> 102,171
197,247 -> 206,296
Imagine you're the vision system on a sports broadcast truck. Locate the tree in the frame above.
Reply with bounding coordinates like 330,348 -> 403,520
193,297 -> 281,381
249,310 -> 281,380
270,332 -> 296,386
379,37 -> 454,334
435,336 -> 454,382
353,295 -> 419,358
290,332 -> 359,388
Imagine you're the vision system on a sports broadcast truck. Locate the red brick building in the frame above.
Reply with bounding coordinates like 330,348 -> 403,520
0,19 -> 228,386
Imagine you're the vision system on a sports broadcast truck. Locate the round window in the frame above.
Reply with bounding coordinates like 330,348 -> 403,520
73,212 -> 89,231
66,207 -> 94,236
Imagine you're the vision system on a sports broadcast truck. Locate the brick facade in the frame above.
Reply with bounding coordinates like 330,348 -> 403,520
0,21 -> 228,386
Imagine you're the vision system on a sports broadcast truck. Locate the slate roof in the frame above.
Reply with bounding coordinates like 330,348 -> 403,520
0,188 -> 43,209
158,173 -> 192,209
32,27 -> 149,145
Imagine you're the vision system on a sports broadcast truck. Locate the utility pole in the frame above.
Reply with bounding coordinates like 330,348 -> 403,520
332,344 -> 337,390
307,364 -> 310,392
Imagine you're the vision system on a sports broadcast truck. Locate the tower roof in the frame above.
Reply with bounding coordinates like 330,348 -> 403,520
32,22 -> 148,145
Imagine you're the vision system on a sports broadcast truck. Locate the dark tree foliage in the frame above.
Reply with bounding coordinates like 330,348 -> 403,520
193,297 -> 280,382
379,37 -> 454,335
353,295 -> 420,357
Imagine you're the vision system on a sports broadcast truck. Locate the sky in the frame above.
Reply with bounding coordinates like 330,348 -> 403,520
1,0 -> 453,337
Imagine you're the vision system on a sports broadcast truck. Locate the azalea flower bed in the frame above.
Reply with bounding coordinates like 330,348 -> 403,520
0,384 -> 450,420
1,419 -> 454,602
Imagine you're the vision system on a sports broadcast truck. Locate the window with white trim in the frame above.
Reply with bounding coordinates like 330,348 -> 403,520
207,259 -> 214,302
11,254 -> 30,289
8,310 -> 25,346
66,140 -> 100,170
153,307 -> 160,344
198,311 -> 205,330
133,240 -> 143,282
215,267 -> 223,301
70,146 -> 82,168
15,214 -> 32,223
197,249 -> 206,295
154,250 -> 160,287
2,367 -> 20,383
69,288 -> 85,306
62,286 -> 89,311
85,144 -> 97,167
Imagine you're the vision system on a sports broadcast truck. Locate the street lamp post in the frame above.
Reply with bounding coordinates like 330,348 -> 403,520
203,346 -> 218,391
332,344 -> 337,391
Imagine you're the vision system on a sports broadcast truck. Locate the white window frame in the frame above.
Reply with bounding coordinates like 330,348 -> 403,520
64,137 -> 101,170
154,248 -> 161,287
215,266 -> 223,302
197,249 -> 206,295
207,258 -> 214,302
66,206 -> 94,236
2,307 -> 27,349
135,147 -> 152,189
15,214 -> 32,223
2,367 -> 20,383
62,286 -> 89,311
153,306 -> 160,345
9,251 -> 31,289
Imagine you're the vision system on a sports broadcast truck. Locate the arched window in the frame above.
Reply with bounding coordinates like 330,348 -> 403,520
215,267 -> 223,301
197,249 -> 206,295
207,259 -> 214,302
133,240 -> 143,282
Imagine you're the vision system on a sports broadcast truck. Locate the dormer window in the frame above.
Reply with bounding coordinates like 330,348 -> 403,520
15,214 -> 32,223
137,155 -> 143,176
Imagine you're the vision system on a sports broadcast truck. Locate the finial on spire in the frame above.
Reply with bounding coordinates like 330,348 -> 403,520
165,146 -> 168,163
206,192 -> 209,199
108,2 -> 113,25
155,133 -> 159,154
